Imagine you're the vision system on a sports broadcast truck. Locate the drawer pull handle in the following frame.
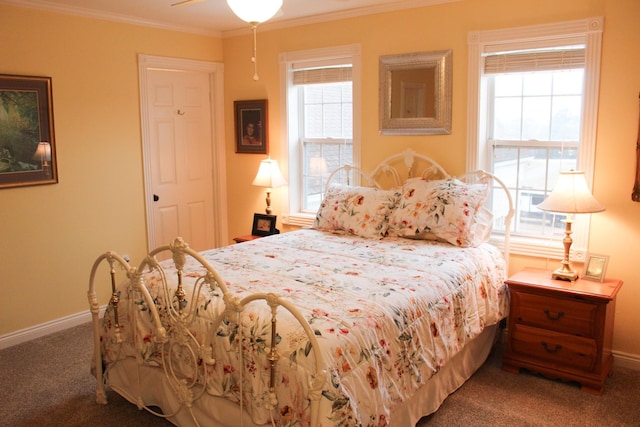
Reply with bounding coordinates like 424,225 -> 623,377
541,341 -> 562,353
543,309 -> 564,321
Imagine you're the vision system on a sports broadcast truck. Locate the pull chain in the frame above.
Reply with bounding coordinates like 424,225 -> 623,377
251,23 -> 259,81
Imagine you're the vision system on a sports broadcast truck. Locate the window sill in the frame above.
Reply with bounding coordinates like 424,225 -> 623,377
492,233 -> 585,263
282,212 -> 315,228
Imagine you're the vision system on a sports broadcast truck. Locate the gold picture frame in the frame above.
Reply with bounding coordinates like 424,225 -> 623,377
582,253 -> 609,282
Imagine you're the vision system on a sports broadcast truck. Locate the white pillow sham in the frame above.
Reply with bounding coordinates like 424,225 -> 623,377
313,184 -> 400,239
387,177 -> 491,247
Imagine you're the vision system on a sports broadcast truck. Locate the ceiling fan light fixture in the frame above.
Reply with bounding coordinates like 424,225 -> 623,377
226,0 -> 283,24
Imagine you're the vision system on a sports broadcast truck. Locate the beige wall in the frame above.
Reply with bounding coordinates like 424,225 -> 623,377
0,5 -> 223,333
1,0 -> 639,361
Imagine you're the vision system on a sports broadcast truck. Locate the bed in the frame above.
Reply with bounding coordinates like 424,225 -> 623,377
87,149 -> 514,426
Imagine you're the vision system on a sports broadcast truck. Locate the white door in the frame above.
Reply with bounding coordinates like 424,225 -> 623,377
139,56 -> 228,252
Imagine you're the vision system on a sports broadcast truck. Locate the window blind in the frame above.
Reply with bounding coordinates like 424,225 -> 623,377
484,48 -> 585,74
293,66 -> 352,85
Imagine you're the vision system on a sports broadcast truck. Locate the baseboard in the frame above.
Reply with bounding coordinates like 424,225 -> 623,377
613,350 -> 640,371
0,306 -> 106,350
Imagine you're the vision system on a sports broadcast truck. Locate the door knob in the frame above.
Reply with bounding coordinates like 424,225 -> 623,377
153,194 -> 159,202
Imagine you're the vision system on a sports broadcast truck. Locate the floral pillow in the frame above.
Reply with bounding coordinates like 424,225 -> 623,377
387,177 -> 491,247
313,184 -> 400,239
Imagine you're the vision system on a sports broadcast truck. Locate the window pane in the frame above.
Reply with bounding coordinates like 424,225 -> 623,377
305,86 -> 323,103
302,140 -> 352,212
493,144 -> 578,236
304,104 -> 323,137
553,70 -> 583,95
550,95 -> 581,140
303,83 -> 352,139
322,85 -> 342,103
523,73 -> 552,96
323,103 -> 343,136
522,96 -> 551,140
342,84 -> 352,102
494,97 -> 522,140
494,74 -> 522,96
342,103 -> 353,138
493,146 -> 518,187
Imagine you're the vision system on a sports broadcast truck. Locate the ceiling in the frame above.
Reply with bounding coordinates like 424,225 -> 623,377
1,0 -> 456,36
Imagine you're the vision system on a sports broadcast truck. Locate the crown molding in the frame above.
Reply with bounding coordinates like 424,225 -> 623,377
0,0 -> 221,37
223,0 -> 460,38
0,0 -> 459,38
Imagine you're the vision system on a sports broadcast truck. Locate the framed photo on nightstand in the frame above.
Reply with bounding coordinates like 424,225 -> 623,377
252,213 -> 277,237
583,253 -> 609,282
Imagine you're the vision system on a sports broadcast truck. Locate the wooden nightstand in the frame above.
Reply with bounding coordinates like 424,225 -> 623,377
502,267 -> 623,395
233,235 -> 262,243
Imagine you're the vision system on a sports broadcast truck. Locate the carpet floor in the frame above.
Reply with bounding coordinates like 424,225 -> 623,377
1,322 -> 638,426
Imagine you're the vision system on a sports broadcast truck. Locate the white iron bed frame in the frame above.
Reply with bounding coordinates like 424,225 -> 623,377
87,149 -> 514,426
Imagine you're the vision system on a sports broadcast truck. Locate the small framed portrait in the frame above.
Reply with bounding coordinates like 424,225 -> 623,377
234,99 -> 268,154
252,213 -> 277,237
582,253 -> 609,282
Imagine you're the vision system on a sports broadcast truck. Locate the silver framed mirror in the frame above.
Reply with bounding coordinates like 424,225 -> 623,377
379,50 -> 452,135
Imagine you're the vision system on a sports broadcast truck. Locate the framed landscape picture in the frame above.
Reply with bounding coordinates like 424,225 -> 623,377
0,74 -> 58,189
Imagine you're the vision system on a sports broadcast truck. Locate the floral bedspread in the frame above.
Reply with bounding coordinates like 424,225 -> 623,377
100,229 -> 508,426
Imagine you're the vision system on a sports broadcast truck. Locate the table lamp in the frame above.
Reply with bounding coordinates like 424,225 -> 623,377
252,156 -> 287,214
537,170 -> 605,281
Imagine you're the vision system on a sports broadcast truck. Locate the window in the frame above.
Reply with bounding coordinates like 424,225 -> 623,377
280,45 -> 361,227
467,18 -> 603,259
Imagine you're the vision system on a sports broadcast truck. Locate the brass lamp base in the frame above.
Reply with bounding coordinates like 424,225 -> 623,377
264,189 -> 272,214
551,217 -> 579,282
551,265 -> 578,282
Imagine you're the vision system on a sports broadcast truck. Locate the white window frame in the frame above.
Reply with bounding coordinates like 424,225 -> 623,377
279,44 -> 362,227
467,17 -> 603,260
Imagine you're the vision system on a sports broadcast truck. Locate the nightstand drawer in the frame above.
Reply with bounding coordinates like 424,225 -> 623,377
513,291 -> 597,337
511,324 -> 597,371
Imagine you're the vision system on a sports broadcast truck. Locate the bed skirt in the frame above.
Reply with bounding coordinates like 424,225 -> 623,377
105,323 -> 500,427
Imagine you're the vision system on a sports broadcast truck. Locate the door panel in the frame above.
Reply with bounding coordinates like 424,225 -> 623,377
158,121 -> 177,184
146,69 -> 215,251
187,201 -> 207,250
158,206 -> 179,246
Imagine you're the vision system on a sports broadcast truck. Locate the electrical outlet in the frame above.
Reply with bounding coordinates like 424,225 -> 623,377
122,254 -> 131,263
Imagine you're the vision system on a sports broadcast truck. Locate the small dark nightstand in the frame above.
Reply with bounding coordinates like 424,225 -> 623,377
502,267 -> 623,395
233,235 -> 262,243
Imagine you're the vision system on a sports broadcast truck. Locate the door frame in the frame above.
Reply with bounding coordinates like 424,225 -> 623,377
138,54 -> 228,250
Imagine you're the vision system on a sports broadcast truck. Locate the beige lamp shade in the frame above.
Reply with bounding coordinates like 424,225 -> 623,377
252,158 -> 287,188
253,157 -> 287,215
537,170 -> 605,214
226,0 -> 282,23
